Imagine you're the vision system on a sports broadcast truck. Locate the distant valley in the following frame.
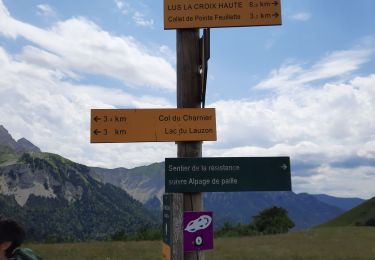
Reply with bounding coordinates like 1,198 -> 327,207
0,125 -> 365,241
90,160 -> 364,229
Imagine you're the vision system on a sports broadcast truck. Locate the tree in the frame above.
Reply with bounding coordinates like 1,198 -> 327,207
134,225 -> 161,241
111,230 -> 128,241
252,206 -> 294,235
364,218 -> 375,227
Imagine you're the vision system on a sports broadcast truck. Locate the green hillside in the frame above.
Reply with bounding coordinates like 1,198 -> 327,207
318,197 -> 375,227
1,146 -> 158,241
0,145 -> 18,166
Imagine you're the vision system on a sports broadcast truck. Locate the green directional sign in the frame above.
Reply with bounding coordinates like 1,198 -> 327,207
163,193 -> 172,245
162,194 -> 172,260
165,157 -> 291,193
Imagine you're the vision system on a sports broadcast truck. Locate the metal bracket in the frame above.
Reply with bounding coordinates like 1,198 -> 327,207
199,28 -> 210,108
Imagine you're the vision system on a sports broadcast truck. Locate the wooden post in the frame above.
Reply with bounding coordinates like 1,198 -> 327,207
174,28 -> 204,260
171,193 -> 183,260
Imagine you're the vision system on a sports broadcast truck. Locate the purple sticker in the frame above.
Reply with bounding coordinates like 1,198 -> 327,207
183,211 -> 213,252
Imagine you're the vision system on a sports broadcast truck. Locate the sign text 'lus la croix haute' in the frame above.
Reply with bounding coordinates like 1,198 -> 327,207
164,0 -> 281,29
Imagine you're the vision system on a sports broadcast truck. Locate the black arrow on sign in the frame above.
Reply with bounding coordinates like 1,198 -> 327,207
93,116 -> 101,123
273,12 -> 279,18
93,129 -> 101,135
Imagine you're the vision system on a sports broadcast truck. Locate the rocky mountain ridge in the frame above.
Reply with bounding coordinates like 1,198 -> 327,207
0,125 -> 40,154
0,126 -> 156,241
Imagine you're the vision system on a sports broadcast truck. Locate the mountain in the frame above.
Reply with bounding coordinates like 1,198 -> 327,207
0,126 -> 157,241
0,126 -> 41,153
90,163 -> 345,230
0,125 -> 18,150
16,137 -> 41,153
91,163 -> 165,205
205,192 -> 344,229
311,193 -> 364,211
0,125 -> 356,236
319,197 -> 375,227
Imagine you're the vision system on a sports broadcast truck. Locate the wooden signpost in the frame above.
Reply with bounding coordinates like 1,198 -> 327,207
163,1 -> 283,259
176,28 -> 203,260
92,1 -> 284,259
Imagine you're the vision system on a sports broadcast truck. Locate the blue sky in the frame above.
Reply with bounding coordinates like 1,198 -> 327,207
0,0 -> 374,199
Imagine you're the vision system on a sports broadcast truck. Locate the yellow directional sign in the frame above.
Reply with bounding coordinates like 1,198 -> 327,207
91,108 -> 217,143
164,0 -> 282,29
162,242 -> 171,260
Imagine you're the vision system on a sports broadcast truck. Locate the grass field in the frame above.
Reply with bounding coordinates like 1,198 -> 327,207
27,227 -> 375,260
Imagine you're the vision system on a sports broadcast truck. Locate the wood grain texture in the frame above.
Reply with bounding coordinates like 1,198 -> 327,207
175,28 -> 205,260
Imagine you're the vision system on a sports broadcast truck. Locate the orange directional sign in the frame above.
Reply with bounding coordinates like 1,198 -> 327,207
162,242 -> 171,260
91,108 -> 217,143
164,0 -> 281,29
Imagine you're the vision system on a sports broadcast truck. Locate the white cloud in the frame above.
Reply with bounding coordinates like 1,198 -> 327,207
204,43 -> 375,198
114,0 -> 154,29
256,48 -> 373,91
0,0 -> 176,168
0,46 -> 174,168
114,0 -> 130,15
291,12 -> 311,22
158,45 -> 176,64
37,4 -> 56,17
0,1 -> 175,90
115,0 -> 124,9
132,12 -> 154,28
293,166 -> 375,199
205,60 -> 375,198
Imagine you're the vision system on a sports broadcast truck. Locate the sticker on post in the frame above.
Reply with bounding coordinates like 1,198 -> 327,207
183,211 -> 213,252
185,215 -> 212,233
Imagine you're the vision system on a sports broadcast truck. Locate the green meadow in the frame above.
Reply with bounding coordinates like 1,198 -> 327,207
27,227 -> 375,260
